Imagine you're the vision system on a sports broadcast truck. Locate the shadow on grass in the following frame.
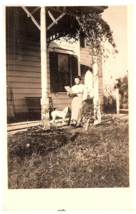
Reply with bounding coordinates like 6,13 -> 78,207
8,130 -> 80,161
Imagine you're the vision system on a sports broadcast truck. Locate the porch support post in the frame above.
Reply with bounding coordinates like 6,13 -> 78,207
40,6 -> 50,129
93,56 -> 99,100
93,56 -> 101,123
93,54 -> 103,98
97,53 -> 104,113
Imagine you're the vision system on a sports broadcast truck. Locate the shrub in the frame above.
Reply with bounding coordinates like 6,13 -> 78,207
119,74 -> 128,109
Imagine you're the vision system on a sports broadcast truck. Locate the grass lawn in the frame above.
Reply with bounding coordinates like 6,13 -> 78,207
8,121 -> 129,188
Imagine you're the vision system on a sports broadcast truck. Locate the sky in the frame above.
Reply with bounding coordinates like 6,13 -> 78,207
102,6 -> 129,85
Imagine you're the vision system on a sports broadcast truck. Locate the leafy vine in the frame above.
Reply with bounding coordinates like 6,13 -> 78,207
48,9 -> 118,63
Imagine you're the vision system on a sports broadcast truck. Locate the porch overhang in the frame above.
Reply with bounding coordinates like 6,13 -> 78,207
48,6 -> 108,14
20,6 -> 108,39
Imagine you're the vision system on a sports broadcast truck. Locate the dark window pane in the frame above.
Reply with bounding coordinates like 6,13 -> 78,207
71,55 -> 78,86
50,52 -> 61,92
80,35 -> 85,48
50,52 -> 71,92
58,54 -> 69,73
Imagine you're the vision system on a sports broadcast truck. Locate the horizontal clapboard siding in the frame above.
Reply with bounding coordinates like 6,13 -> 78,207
80,47 -> 92,66
7,41 -> 40,51
7,46 -> 41,57
7,64 -> 40,73
6,59 -> 41,67
7,54 -> 41,63
7,36 -> 102,116
6,38 -> 77,116
7,76 -> 41,83
6,39 -> 42,115
7,71 -> 41,78
50,93 -> 72,110
7,82 -> 41,89
12,94 -> 41,99
12,88 -> 41,95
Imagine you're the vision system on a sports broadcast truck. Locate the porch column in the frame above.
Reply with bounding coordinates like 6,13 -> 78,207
97,54 -> 104,112
93,54 -> 103,111
40,6 -> 50,129
93,56 -> 101,123
93,56 -> 99,100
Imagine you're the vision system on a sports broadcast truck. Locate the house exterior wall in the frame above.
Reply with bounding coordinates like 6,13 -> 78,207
6,39 -> 41,116
80,46 -> 92,84
7,37 -> 104,118
47,38 -> 80,110
7,36 -> 103,120
80,44 -> 104,106
6,37 -> 80,117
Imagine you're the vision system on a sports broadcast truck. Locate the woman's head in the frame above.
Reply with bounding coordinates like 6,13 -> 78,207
74,75 -> 81,85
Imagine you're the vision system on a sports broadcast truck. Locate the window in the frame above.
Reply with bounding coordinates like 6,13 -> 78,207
50,52 -> 78,92
80,35 -> 85,48
58,54 -> 70,91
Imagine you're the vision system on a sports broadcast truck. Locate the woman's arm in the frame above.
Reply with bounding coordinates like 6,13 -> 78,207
67,92 -> 77,98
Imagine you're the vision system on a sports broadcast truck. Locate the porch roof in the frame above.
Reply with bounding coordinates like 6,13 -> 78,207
26,6 -> 108,34
27,6 -> 108,14
6,6 -> 108,42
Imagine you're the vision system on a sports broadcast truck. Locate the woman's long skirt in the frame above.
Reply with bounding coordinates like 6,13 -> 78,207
71,96 -> 83,123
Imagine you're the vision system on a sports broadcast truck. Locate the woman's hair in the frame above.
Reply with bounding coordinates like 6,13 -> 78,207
74,75 -> 81,80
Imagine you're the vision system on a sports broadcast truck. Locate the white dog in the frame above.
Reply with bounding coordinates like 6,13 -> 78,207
51,107 -> 69,124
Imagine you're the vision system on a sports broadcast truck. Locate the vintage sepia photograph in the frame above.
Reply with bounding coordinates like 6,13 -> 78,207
3,3 -> 133,211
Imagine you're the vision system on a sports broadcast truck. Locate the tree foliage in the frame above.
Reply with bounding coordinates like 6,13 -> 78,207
119,73 -> 128,109
53,9 -> 118,62
119,74 -> 128,97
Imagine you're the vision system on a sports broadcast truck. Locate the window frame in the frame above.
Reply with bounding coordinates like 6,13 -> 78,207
80,35 -> 85,48
57,52 -> 71,92
50,52 -> 73,93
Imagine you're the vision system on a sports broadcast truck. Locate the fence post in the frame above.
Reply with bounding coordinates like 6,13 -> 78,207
116,88 -> 119,116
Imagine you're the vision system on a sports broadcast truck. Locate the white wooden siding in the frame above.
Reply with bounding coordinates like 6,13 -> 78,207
7,41 -> 41,113
7,38 -> 80,115
80,47 -> 92,67
7,37 -> 103,117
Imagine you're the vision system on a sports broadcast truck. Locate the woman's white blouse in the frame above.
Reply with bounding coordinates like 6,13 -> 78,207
72,84 -> 85,96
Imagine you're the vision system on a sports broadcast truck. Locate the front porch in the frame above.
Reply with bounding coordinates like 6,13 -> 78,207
7,113 -> 129,135
6,6 -> 107,126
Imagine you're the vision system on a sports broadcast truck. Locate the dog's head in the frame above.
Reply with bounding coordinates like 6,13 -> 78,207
63,107 -> 69,115
63,107 -> 71,117
63,106 -> 68,112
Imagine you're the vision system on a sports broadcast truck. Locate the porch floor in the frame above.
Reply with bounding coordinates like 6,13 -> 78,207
7,113 -> 129,135
7,120 -> 41,135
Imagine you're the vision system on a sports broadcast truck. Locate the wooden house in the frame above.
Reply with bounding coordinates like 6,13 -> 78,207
6,6 -> 107,124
